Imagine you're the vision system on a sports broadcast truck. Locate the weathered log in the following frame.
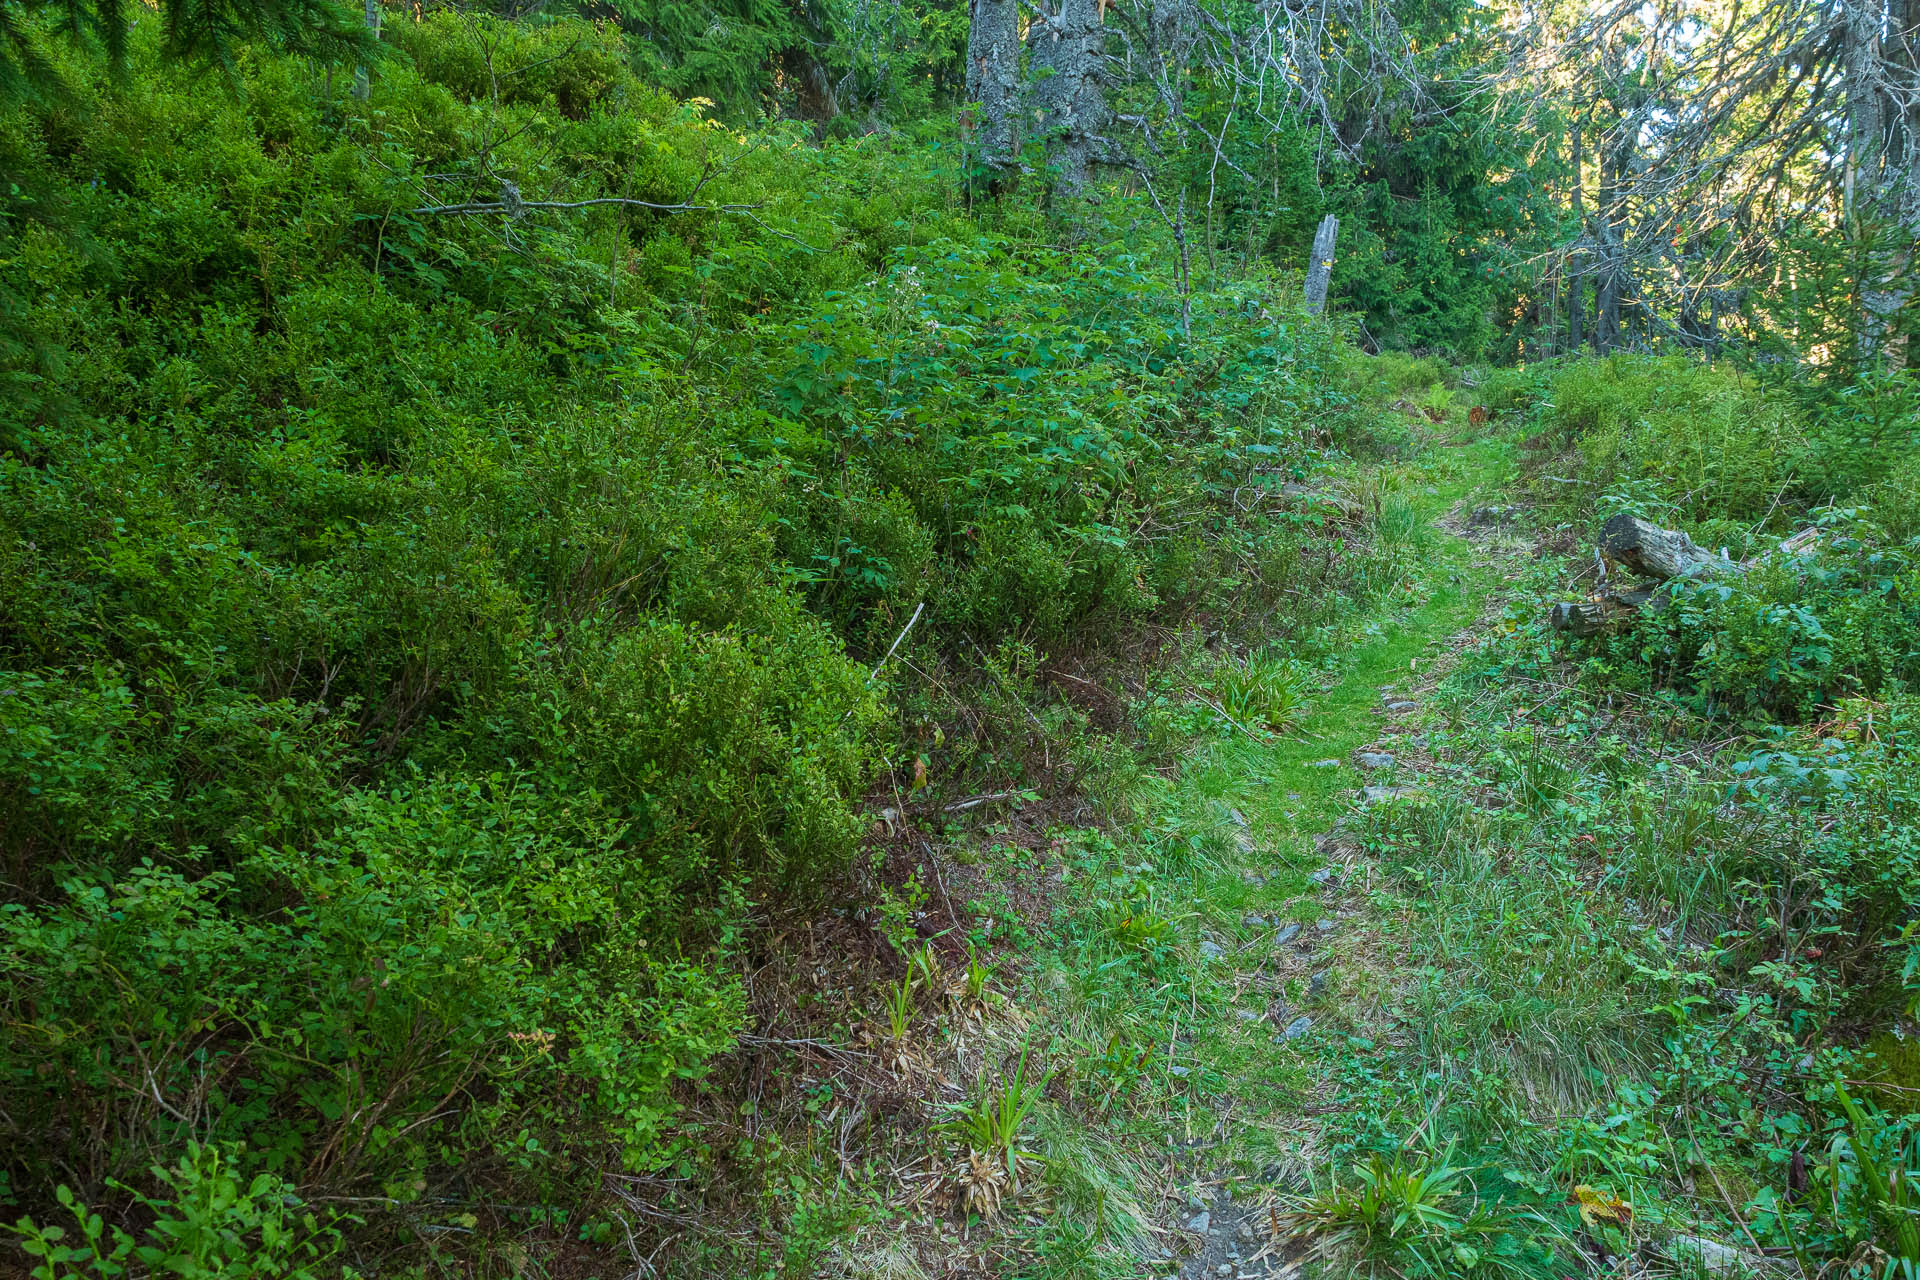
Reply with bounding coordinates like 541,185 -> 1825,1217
1552,522 -> 1819,636
1549,586 -> 1666,635
1598,514 -> 1741,581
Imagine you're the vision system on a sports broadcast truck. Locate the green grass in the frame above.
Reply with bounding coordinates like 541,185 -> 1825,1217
985,411 -> 1523,1273
859,361 -> 1919,1280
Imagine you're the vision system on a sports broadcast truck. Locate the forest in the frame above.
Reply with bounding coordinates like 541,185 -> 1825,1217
0,0 -> 1915,1273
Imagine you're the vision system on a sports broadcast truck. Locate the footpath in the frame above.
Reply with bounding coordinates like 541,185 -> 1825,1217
1130,432 -> 1524,1280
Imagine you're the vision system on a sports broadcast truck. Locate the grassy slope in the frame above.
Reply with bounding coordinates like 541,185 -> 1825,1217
1153,432 -> 1519,1153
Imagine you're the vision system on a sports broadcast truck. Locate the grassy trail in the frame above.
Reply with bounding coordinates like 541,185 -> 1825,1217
1086,429 -> 1532,1278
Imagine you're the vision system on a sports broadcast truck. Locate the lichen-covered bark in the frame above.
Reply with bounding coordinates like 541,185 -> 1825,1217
1868,0 -> 1920,366
965,0 -> 1022,193
1304,215 -> 1338,315
1028,0 -> 1109,199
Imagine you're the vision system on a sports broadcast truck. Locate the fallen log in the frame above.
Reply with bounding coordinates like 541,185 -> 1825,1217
1549,587 -> 1666,636
1552,519 -> 1820,635
1599,514 -> 1741,581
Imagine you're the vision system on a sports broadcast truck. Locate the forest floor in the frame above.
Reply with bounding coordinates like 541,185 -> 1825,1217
1111,434 -> 1526,1280
827,370 -> 1873,1280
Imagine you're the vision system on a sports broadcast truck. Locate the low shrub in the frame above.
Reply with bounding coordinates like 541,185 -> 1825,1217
0,8 -> 1377,1264
1517,352 -> 1918,527
1582,510 -> 1920,722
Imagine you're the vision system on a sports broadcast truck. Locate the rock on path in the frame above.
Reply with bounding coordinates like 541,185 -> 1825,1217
1171,1191 -> 1288,1280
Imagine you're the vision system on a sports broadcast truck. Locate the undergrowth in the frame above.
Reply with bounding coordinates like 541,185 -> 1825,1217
0,12 -> 1417,1275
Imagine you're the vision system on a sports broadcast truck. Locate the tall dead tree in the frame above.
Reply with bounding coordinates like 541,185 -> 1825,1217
954,0 -> 1456,236
1568,119 -> 1585,352
1891,0 -> 1920,365
1149,0 -> 1198,114
1304,214 -> 1338,314
965,0 -> 1023,194
351,0 -> 379,98
1519,0 -> 1920,363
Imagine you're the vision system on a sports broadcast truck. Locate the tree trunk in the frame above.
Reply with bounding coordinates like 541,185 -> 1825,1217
1845,0 -> 1887,236
351,0 -> 379,99
1899,21 -> 1920,371
1594,110 -> 1634,353
1849,0 -> 1900,362
1554,520 -> 1815,633
1596,260 -> 1621,351
1028,0 -> 1109,200
784,48 -> 841,123
965,0 -> 1022,195
1568,121 -> 1585,351
1304,214 -> 1338,315
1550,588 -> 1667,636
1599,514 -> 1741,581
1151,0 -> 1197,112
1871,0 -> 1920,366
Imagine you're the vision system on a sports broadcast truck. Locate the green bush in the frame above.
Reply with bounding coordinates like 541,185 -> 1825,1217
0,9 -> 1373,1262
1576,498 -> 1920,722
1520,353 -> 1918,526
9,1144 -> 343,1279
1784,364 -> 1920,503
1539,354 -> 1804,522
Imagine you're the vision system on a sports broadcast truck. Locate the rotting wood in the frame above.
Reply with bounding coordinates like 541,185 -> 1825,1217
1598,513 -> 1741,581
1551,518 -> 1819,634
1304,215 -> 1339,315
1549,587 -> 1666,636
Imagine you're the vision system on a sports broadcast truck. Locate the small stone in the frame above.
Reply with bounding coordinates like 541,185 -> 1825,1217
1200,939 -> 1225,960
1385,700 -> 1418,712
1217,1265 -> 1233,1278
1309,868 -> 1336,887
1237,1222 -> 1255,1242
1307,758 -> 1341,768
1282,1015 -> 1314,1039
1228,807 -> 1250,828
1242,912 -> 1268,928
1669,1235 -> 1776,1277
1286,791 -> 1301,800
1272,922 -> 1301,946
1241,871 -> 1267,886
1169,1065 -> 1191,1078
1309,970 -> 1329,996
1237,1008 -> 1263,1022
1363,785 -> 1413,803
1188,1211 -> 1211,1233
1355,751 -> 1396,769
1315,919 -> 1336,933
